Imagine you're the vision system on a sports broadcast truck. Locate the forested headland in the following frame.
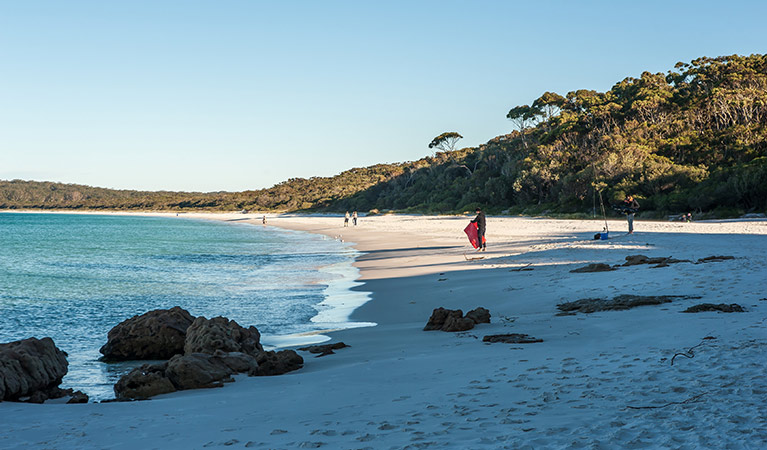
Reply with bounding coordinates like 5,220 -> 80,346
2,54 -> 766,218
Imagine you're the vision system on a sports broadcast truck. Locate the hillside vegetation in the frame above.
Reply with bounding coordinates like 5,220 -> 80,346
2,54 -> 766,217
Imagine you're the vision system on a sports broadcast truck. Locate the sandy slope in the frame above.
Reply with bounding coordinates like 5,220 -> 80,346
1,213 -> 766,449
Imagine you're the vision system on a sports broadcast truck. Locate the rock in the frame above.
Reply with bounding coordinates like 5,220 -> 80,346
423,307 -> 464,331
697,255 -> 735,263
441,315 -> 476,332
165,353 -> 234,390
466,307 -> 491,324
114,362 -> 176,400
482,334 -> 543,344
251,350 -> 303,376
298,342 -> 349,357
570,263 -> 616,273
557,294 -> 700,314
0,337 -> 69,402
113,351 -> 262,400
67,390 -> 89,404
184,316 -> 263,356
212,350 -> 260,373
683,303 -> 744,313
423,307 -> 490,332
622,255 -> 690,267
100,306 -> 195,361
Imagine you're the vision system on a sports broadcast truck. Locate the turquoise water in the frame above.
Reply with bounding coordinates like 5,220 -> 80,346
0,213 -> 368,401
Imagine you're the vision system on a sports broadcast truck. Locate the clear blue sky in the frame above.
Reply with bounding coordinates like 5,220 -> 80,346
2,1 -> 765,192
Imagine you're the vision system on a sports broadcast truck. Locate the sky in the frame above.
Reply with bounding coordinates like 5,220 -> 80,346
1,1 -> 766,192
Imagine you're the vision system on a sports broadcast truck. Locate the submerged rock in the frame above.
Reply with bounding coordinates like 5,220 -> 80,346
0,337 -> 69,402
99,306 -> 195,361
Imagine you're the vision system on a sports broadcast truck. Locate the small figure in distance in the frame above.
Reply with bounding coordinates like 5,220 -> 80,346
623,195 -> 640,234
344,211 -> 350,227
352,210 -> 358,226
262,215 -> 267,225
686,212 -> 692,223
471,207 -> 487,252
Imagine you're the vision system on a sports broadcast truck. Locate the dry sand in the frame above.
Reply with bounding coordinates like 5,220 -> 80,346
1,212 -> 766,449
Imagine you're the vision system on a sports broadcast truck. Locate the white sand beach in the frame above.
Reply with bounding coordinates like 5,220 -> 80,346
2,213 -> 767,449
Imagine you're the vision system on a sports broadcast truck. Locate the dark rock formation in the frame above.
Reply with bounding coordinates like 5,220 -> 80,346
165,353 -> 235,390
114,351 -> 263,400
67,390 -> 89,404
570,263 -> 616,273
441,314 -> 476,332
466,307 -> 491,324
557,294 -> 699,314
251,350 -> 304,376
424,307 -> 463,331
114,362 -> 177,400
184,316 -> 263,356
683,303 -> 744,313
298,342 -> 349,357
483,334 -> 543,344
622,255 -> 690,267
424,307 -> 492,332
99,306 -> 195,361
0,337 -> 69,402
697,255 -> 735,263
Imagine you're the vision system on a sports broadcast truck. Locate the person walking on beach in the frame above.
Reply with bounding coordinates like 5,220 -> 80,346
344,211 -> 350,227
623,195 -> 639,234
471,207 -> 487,251
262,215 -> 267,225
352,211 -> 358,226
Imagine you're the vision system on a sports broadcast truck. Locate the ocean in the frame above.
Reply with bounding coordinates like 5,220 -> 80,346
0,212 -> 371,401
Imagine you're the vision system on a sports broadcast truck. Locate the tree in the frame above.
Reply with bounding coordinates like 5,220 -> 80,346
506,105 -> 542,131
428,132 -> 464,152
532,91 -> 566,122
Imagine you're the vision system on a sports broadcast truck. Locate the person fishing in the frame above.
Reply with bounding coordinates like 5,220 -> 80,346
622,195 -> 639,234
471,207 -> 487,251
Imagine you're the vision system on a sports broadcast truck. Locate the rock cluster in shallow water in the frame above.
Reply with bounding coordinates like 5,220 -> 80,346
106,308 -> 303,400
99,306 -> 195,361
0,337 -> 88,403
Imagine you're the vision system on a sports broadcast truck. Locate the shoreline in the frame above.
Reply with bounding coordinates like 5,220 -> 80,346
2,212 -> 767,448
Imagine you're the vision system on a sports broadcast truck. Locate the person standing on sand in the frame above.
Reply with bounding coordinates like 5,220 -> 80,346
623,195 -> 639,234
352,211 -> 358,226
262,215 -> 267,225
344,211 -> 350,227
471,207 -> 487,251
